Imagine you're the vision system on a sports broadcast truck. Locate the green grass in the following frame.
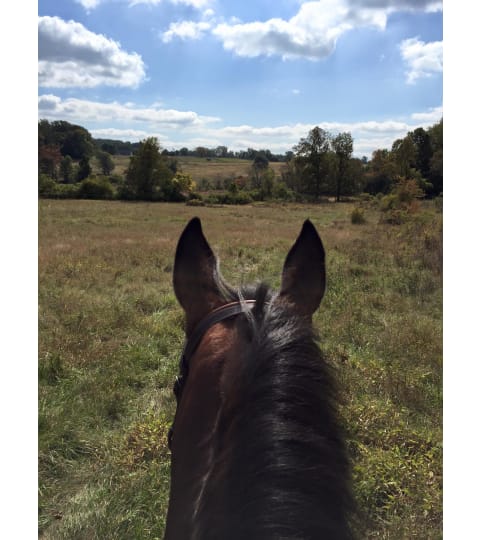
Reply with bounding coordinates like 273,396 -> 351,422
39,199 -> 442,538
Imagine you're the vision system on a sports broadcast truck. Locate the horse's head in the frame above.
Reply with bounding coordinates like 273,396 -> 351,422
173,217 -> 325,333
165,218 -> 353,540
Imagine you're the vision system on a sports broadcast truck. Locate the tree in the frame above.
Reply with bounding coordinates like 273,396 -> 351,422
293,127 -> 331,198
215,146 -> 228,158
331,132 -> 353,201
97,151 -> 115,176
195,146 -> 210,158
172,172 -> 196,197
61,127 -> 94,160
260,167 -> 275,199
411,127 -> 432,179
363,149 -> 397,194
391,136 -> 416,178
124,137 -> 175,200
38,144 -> 62,178
427,119 -> 443,195
59,155 -> 74,183
250,154 -> 269,189
77,156 -> 92,181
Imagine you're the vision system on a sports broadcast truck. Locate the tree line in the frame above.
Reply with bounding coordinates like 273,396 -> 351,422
38,118 -> 442,202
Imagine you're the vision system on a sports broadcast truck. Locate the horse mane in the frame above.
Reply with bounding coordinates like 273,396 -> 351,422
192,283 -> 355,540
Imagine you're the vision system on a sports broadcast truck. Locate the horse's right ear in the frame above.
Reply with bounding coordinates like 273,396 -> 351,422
173,218 -> 225,334
279,220 -> 326,317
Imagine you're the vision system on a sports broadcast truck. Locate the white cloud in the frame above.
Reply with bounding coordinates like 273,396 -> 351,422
38,94 -> 441,158
205,0 -> 440,61
90,127 -> 169,141
171,0 -> 212,6
162,20 -> 212,42
400,37 -> 443,84
411,105 -> 443,123
346,0 -> 442,11
38,16 -> 146,88
74,0 -> 101,9
38,94 -> 220,128
211,0 -> 373,61
77,0 -> 212,9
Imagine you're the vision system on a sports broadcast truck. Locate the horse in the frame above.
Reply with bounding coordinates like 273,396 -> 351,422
164,217 -> 354,539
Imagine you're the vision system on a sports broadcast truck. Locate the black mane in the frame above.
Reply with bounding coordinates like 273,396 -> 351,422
192,283 -> 355,540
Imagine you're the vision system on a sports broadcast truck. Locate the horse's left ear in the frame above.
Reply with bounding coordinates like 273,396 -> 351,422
173,217 -> 225,334
279,220 -> 326,316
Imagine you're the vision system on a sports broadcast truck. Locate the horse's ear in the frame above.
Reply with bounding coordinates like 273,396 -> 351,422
173,217 -> 224,333
279,220 -> 326,316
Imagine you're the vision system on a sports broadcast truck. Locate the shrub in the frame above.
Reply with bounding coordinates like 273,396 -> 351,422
203,191 -> 253,205
39,175 -> 80,199
186,198 -> 205,207
273,182 -> 296,201
351,207 -> 366,224
39,174 -> 57,197
78,176 -> 115,200
379,177 -> 424,224
54,183 -> 81,199
225,191 -> 253,205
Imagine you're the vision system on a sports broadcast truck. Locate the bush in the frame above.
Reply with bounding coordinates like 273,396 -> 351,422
78,177 -> 115,200
225,191 -> 253,205
39,175 -> 80,199
39,174 -> 56,197
379,178 -> 424,224
379,194 -> 398,213
351,207 -> 366,224
186,198 -> 205,207
273,182 -> 296,201
203,191 -> 253,205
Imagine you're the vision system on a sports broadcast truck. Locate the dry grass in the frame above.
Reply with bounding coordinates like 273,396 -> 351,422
104,155 -> 286,184
39,199 -> 442,538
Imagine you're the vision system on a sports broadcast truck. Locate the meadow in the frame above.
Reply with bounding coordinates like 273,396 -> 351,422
39,199 -> 442,538
107,154 -> 286,183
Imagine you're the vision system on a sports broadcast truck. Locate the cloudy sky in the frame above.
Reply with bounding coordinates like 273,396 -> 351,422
38,0 -> 442,157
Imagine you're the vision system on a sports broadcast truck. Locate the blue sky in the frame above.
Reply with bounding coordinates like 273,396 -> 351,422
38,0 -> 443,157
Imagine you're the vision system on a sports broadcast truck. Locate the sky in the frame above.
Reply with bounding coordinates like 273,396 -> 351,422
37,0 -> 443,158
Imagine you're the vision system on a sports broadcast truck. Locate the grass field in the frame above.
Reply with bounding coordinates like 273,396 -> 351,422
39,199 -> 442,538
104,155 -> 286,184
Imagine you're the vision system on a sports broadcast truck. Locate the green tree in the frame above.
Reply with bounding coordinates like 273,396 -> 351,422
427,119 -> 443,195
411,127 -> 432,179
260,167 -> 275,199
392,136 -> 416,178
59,155 -> 74,183
293,127 -> 331,199
77,156 -> 92,181
97,151 -> 115,176
124,137 -> 175,201
61,127 -> 94,160
331,132 -> 353,201
250,154 -> 269,189
363,149 -> 397,194
215,146 -> 228,158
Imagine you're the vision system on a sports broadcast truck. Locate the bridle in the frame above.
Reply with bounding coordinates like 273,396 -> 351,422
168,299 -> 257,448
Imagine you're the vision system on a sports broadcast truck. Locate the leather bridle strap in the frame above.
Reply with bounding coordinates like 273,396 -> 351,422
181,300 -> 257,367
169,299 -> 257,448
